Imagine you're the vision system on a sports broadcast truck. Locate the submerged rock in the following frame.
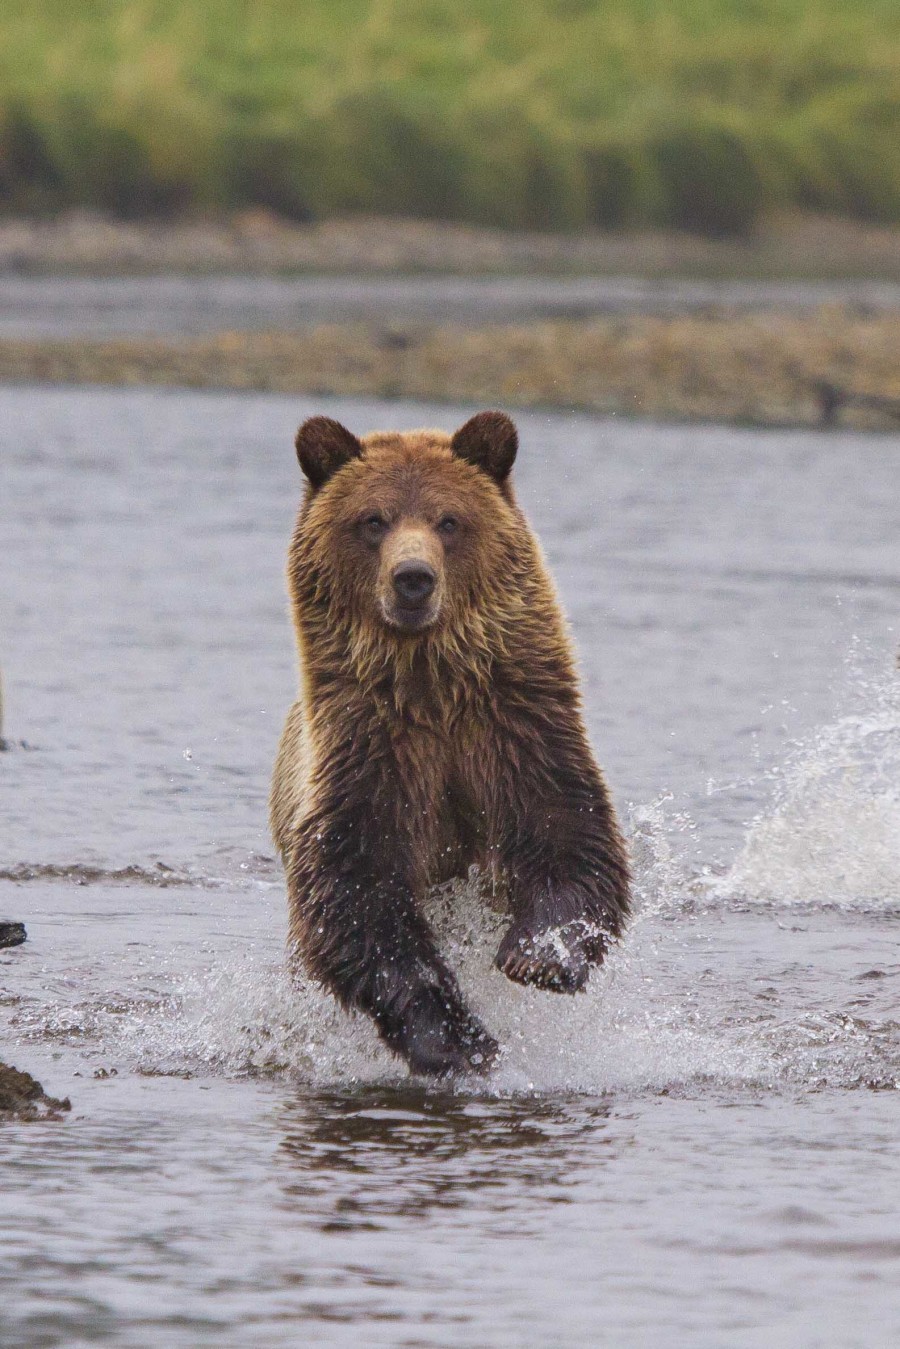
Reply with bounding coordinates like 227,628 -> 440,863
0,1062 -> 71,1120
0,920 -> 26,949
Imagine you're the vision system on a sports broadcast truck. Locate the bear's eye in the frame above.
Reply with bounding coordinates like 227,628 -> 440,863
437,515 -> 458,536
359,513 -> 388,544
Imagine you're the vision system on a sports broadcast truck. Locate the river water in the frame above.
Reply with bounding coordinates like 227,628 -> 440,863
3,273 -> 900,339
1,385 -> 898,1347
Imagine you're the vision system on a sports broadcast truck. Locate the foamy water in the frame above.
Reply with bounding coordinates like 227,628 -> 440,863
2,386 -> 899,1347
722,671 -> 900,907
14,756 -> 899,1104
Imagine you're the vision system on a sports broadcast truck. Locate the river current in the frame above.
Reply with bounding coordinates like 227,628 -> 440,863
1,386 -> 898,1347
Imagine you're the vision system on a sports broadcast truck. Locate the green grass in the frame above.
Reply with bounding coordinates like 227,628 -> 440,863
2,0 -> 899,233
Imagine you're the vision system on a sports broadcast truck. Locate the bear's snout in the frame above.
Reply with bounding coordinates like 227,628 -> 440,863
392,560 -> 436,607
378,524 -> 444,631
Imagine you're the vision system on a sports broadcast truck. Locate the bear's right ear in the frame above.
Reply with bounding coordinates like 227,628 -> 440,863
295,417 -> 363,489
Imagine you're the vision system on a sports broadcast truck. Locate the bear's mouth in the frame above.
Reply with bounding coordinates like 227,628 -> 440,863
380,598 -> 440,633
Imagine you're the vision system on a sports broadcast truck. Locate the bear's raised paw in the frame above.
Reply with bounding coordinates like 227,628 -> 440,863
495,924 -> 593,994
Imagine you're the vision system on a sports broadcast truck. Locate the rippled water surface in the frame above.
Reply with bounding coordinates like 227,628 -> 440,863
1,386 -> 899,1347
3,273 -> 900,339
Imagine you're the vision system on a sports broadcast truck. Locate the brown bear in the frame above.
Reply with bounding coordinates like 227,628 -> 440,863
270,410 -> 630,1077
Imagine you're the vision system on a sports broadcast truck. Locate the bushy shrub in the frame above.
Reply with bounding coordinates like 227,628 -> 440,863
1,1 -> 898,232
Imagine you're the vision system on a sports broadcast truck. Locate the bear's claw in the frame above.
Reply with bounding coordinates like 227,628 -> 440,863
495,926 -> 591,994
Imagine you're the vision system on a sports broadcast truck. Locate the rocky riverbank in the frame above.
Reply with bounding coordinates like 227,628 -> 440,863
3,213 -> 898,430
2,308 -> 898,431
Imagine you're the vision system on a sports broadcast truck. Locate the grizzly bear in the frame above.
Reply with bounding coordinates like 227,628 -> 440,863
270,411 -> 629,1076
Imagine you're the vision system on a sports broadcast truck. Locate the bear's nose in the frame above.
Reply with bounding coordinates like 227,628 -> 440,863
392,560 -> 436,606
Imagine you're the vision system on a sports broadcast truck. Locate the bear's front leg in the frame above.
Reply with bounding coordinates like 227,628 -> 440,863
286,795 -> 497,1078
489,726 -> 630,994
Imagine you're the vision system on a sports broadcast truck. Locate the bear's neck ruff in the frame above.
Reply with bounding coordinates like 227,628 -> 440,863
323,601 -> 502,720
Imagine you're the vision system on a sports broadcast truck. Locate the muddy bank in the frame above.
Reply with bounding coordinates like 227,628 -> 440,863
3,211 -> 900,280
0,1062 -> 70,1120
2,309 -> 898,430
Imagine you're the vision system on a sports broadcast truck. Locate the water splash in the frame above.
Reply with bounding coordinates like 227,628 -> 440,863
7,665 -> 899,1097
720,668 -> 900,907
16,839 -> 890,1100
627,793 -> 700,915
71,919 -> 772,1097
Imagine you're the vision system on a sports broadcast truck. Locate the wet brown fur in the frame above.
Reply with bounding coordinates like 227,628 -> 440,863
270,412 -> 630,1076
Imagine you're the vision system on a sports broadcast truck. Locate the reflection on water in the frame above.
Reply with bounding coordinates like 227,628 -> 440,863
1,386 -> 899,1346
278,1090 -> 617,1227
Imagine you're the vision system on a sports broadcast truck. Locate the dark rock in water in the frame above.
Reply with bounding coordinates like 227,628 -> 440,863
0,920 -> 26,948
0,1062 -> 71,1119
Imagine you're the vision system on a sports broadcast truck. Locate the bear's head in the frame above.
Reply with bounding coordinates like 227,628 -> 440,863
291,411 -> 521,641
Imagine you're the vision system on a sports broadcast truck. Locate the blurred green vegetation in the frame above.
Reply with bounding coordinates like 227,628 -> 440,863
1,0 -> 899,234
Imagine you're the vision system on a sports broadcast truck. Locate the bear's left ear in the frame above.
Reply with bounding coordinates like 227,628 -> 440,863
451,411 -> 518,485
295,416 -> 363,489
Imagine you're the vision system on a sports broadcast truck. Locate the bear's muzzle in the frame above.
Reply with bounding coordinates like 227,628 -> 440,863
379,524 -> 444,632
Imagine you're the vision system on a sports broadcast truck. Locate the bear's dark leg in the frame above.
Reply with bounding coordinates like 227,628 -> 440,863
489,729 -> 630,993
286,791 -> 497,1077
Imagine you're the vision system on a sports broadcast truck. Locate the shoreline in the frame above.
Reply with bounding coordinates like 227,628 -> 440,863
3,214 -> 897,432
2,211 -> 900,281
2,310 -> 898,432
